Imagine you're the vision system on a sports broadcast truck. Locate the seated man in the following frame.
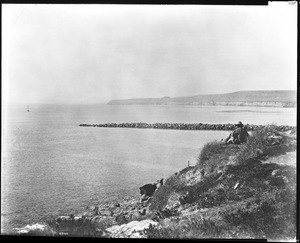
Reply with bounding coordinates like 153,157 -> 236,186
225,121 -> 250,144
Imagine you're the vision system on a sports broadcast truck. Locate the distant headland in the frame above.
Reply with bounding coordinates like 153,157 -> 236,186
107,90 -> 296,107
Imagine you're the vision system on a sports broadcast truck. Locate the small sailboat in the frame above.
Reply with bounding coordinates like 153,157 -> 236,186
27,105 -> 30,112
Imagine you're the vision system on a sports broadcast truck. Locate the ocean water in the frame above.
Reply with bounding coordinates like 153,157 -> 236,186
1,104 -> 296,233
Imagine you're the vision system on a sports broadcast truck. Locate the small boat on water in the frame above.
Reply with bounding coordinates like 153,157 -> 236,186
27,105 -> 30,112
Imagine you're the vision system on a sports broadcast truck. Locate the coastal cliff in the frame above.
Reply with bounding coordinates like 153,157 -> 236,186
14,125 -> 297,240
107,90 -> 296,107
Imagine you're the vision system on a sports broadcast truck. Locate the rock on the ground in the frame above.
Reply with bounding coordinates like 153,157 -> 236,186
104,219 -> 158,238
92,216 -> 116,228
179,167 -> 204,186
165,192 -> 183,210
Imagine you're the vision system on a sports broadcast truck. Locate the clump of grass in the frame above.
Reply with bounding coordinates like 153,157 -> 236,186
197,141 -> 240,173
144,217 -> 227,239
220,194 -> 296,240
234,124 -> 286,165
197,141 -> 224,166
222,200 -> 277,236
178,172 -> 224,206
150,208 -> 180,222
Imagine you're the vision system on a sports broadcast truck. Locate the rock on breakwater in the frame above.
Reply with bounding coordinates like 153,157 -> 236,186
104,219 -> 158,238
79,123 -> 296,133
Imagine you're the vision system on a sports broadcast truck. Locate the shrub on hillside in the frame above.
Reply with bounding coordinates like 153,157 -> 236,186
179,172 -> 224,206
196,141 -> 240,173
221,195 -> 296,240
197,141 -> 225,167
197,141 -> 231,170
234,124 -> 285,165
144,217 -> 226,238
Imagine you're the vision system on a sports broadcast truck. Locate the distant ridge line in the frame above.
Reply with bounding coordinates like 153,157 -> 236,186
107,90 -> 296,107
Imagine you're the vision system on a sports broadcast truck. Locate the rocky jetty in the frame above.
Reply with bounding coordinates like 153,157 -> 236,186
79,122 -> 296,133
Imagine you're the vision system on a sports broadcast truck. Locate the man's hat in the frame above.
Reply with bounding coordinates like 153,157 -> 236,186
235,121 -> 243,127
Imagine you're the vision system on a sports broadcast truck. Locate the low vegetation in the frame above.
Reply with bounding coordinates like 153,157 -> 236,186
146,188 -> 296,239
197,141 -> 240,172
146,124 -> 296,240
234,124 -> 288,164
197,124 -> 296,171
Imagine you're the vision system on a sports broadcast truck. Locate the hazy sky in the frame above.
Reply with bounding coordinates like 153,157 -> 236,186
2,2 -> 297,104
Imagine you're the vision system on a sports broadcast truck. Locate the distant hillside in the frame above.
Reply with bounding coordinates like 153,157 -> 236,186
107,90 -> 296,107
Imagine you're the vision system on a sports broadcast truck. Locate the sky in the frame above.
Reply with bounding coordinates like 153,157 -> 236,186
2,2 -> 297,104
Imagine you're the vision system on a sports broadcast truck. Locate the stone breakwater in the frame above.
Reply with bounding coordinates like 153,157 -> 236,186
79,123 -> 296,132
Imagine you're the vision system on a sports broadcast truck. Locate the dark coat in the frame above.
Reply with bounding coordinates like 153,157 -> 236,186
225,126 -> 250,144
139,184 -> 157,197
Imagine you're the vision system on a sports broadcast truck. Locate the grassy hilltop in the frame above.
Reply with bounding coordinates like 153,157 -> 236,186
107,90 -> 296,107
145,125 -> 296,239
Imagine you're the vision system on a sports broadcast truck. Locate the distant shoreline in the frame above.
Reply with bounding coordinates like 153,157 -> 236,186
107,103 -> 296,108
107,90 -> 296,107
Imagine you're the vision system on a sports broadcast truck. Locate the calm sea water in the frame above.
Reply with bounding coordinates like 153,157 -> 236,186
1,104 -> 296,233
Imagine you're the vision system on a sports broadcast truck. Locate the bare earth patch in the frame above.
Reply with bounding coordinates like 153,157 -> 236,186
262,151 -> 296,167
